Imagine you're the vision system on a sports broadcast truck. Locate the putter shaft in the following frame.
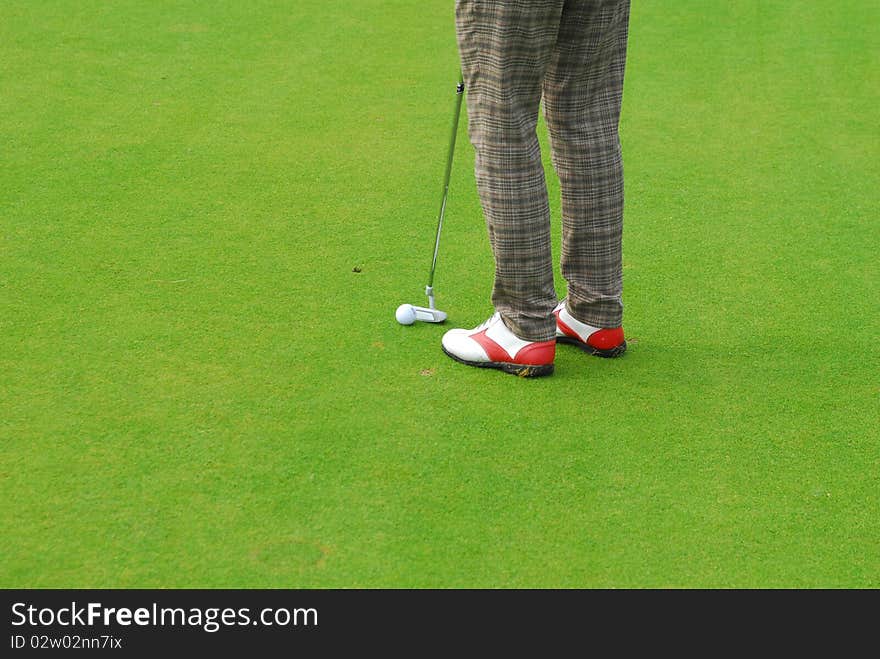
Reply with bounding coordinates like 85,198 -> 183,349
427,75 -> 465,291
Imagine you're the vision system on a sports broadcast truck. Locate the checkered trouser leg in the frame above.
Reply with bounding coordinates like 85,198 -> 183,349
455,0 -> 630,340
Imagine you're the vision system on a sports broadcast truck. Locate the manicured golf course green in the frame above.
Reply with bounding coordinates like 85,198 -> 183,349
2,1 -> 878,587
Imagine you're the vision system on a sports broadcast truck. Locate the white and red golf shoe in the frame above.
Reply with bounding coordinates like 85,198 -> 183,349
553,301 -> 627,357
441,312 -> 555,377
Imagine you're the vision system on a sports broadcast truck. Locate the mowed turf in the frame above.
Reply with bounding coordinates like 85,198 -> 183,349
1,1 -> 878,587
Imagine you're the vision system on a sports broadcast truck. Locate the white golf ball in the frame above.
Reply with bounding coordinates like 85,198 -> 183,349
395,304 -> 416,325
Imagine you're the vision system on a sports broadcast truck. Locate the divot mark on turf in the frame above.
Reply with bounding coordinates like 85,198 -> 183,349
420,369 -> 436,377
250,539 -> 330,573
169,23 -> 209,33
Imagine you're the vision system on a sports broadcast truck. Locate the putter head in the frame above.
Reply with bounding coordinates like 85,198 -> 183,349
395,303 -> 447,325
411,305 -> 447,323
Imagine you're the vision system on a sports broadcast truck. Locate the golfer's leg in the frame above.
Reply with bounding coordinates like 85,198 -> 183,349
543,0 -> 630,328
455,0 -> 564,342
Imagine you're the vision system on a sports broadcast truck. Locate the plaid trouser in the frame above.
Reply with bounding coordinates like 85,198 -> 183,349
455,0 -> 630,341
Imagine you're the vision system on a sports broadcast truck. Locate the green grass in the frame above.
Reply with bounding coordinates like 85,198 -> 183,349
2,0 -> 878,587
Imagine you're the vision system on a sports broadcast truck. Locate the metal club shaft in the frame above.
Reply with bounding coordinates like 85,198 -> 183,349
426,74 -> 465,303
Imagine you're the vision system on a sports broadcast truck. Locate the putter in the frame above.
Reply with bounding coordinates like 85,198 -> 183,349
396,74 -> 465,326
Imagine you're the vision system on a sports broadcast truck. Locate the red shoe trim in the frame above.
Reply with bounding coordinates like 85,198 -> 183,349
471,330 -> 555,365
554,310 -> 582,341
516,341 -> 556,365
470,330 -> 513,363
587,327 -> 625,351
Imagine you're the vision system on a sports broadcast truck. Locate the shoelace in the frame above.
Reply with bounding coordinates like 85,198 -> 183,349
473,313 -> 500,332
